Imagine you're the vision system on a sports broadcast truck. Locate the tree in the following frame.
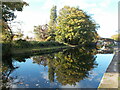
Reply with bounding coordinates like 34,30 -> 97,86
1,2 -> 28,42
34,24 -> 49,41
13,29 -> 24,40
55,6 -> 99,45
111,34 -> 120,41
47,5 -> 57,41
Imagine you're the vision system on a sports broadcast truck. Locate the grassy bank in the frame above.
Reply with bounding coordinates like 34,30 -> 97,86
2,40 -> 71,56
12,39 -> 66,48
2,39 -> 97,56
12,46 -> 71,56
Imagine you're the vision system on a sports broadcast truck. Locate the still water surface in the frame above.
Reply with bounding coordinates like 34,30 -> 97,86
2,47 -> 114,88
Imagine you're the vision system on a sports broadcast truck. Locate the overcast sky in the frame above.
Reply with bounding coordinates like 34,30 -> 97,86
14,0 -> 118,38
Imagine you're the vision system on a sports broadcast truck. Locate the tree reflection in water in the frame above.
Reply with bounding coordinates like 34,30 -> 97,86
2,55 -> 29,89
2,47 -> 98,88
33,47 -> 98,86
53,47 -> 97,85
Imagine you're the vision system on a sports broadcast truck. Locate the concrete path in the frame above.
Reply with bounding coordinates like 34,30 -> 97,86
98,73 -> 118,88
98,44 -> 119,88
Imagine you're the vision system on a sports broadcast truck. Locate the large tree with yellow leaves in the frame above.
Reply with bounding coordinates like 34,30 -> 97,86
55,6 -> 99,45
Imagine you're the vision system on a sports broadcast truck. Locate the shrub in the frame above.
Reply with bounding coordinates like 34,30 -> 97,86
12,40 -> 66,49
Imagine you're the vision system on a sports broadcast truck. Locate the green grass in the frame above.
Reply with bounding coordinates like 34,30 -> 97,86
11,46 -> 71,55
2,40 -> 71,56
118,77 -> 120,80
11,46 -> 70,55
12,40 -> 66,49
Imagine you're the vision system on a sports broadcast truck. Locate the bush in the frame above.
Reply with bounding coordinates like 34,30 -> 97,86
12,40 -> 66,49
2,43 -> 11,53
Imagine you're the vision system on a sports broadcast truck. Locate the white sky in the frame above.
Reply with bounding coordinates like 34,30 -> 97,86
13,0 -> 118,38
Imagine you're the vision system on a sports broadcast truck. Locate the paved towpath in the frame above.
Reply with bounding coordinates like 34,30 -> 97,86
98,42 -> 119,88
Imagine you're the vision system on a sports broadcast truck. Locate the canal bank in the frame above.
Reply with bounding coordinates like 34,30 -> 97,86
98,46 -> 119,88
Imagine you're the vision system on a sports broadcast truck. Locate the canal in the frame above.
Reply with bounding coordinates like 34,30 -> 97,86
2,47 -> 114,88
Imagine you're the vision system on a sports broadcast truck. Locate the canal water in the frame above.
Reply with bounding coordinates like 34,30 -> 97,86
2,47 -> 114,88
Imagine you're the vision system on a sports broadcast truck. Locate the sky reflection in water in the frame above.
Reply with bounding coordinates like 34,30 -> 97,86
2,47 -> 114,88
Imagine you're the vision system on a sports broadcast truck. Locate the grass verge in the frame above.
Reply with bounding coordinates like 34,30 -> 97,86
11,46 -> 71,56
